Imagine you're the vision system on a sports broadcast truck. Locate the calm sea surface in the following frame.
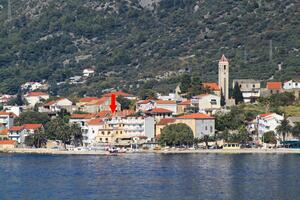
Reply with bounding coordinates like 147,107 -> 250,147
0,153 -> 300,200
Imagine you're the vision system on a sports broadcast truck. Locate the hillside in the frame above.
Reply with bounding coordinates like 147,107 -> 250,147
0,0 -> 299,96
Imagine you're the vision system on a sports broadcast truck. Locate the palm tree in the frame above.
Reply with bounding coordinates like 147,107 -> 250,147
276,117 -> 292,142
292,122 -> 300,139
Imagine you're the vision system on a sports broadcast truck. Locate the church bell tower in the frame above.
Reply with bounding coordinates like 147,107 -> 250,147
218,54 -> 229,102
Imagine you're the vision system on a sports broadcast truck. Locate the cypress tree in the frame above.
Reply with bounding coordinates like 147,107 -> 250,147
233,82 -> 244,104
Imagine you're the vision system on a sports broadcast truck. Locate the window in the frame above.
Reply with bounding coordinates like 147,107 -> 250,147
224,65 -> 226,70
210,126 -> 213,133
210,99 -> 217,105
205,126 -> 208,131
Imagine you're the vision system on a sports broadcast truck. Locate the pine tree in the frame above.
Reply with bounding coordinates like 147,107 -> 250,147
233,82 -> 244,105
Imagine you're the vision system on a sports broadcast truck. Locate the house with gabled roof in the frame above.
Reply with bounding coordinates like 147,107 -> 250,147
103,91 -> 137,100
76,97 -> 121,114
40,98 -> 74,114
8,124 -> 43,144
260,82 -> 283,97
145,108 -> 173,120
176,113 -> 215,138
25,92 -> 49,108
192,93 -> 221,112
0,111 -> 16,128
202,82 -> 221,96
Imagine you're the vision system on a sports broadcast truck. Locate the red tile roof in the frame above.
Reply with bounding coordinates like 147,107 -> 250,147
156,100 -> 176,105
147,108 -> 173,114
116,110 -> 136,117
87,118 -> 104,125
178,100 -> 191,105
9,126 -> 24,132
0,112 -> 17,117
103,91 -> 134,97
259,113 -> 274,118
177,113 -> 214,119
70,114 -> 96,119
157,118 -> 176,125
45,98 -> 69,106
0,129 -> 8,135
0,140 -> 16,145
23,124 -> 43,130
95,110 -> 112,118
79,97 -> 99,102
27,92 -> 48,97
219,54 -> 228,62
267,82 -> 282,90
202,82 -> 220,91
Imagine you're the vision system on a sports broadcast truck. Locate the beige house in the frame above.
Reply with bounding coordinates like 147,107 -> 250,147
76,97 -> 121,113
192,94 -> 221,111
0,140 -> 16,149
177,100 -> 191,114
176,113 -> 215,138
156,118 -> 176,138
0,129 -> 9,140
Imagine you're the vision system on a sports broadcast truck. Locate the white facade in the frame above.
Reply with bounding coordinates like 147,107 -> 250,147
83,121 -> 104,146
0,113 -> 15,128
257,113 -> 284,137
193,94 -> 221,111
122,117 -> 155,139
25,93 -> 49,107
3,106 -> 22,117
283,80 -> 300,90
83,68 -> 95,77
157,93 -> 182,102
156,103 -> 177,114
137,100 -> 156,111
195,119 -> 215,138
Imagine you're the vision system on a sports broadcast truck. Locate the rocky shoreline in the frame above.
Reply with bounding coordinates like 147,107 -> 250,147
1,148 -> 300,155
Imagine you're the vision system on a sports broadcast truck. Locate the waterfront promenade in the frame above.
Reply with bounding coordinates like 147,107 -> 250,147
1,148 -> 300,155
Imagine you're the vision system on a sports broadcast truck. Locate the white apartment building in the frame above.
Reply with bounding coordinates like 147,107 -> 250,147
257,113 -> 284,137
283,80 -> 300,90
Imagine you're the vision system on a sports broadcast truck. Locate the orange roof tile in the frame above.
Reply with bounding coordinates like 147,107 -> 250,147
156,100 -> 176,105
0,140 -> 16,145
177,113 -> 214,119
23,124 -> 42,130
103,91 -> 134,97
157,118 -> 176,125
95,110 -> 112,118
0,129 -> 8,135
45,98 -> 69,106
267,82 -> 282,90
0,112 -> 17,117
202,82 -> 220,91
259,113 -> 274,118
27,92 -> 48,97
79,97 -> 100,102
70,114 -> 95,119
147,108 -> 173,114
87,118 -> 104,125
178,100 -> 191,105
9,126 -> 24,132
